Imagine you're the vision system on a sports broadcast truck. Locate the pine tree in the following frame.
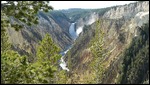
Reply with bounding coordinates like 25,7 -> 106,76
1,33 -> 62,84
1,29 -> 11,53
90,20 -> 106,83
1,1 -> 53,31
56,70 -> 68,84
36,33 -> 61,83
1,50 -> 28,84
1,30 -> 29,84
1,2 -> 65,84
67,50 -> 72,71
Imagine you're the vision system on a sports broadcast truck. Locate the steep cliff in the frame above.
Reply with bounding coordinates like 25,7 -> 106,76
103,1 -> 149,20
4,1 -> 149,84
64,1 -> 149,84
6,11 -> 73,57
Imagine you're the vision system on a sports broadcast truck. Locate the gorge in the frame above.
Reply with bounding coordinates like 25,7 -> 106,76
2,1 -> 149,84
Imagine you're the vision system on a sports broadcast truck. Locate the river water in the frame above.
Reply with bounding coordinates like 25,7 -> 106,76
59,22 -> 81,71
69,22 -> 77,39
59,15 -> 98,71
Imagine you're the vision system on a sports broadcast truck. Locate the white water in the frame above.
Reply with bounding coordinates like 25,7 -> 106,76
59,48 -> 70,71
59,23 -> 77,71
76,26 -> 83,36
59,18 -> 98,71
60,55 -> 69,71
76,12 -> 98,36
69,23 -> 77,40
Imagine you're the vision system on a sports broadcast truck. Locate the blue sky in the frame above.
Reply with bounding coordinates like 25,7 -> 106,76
50,1 -> 137,10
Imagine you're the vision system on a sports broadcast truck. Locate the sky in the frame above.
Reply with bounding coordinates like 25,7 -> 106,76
1,1 -> 137,10
50,1 -> 137,10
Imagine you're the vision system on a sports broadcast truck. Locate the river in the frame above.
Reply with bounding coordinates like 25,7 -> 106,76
59,22 -> 82,71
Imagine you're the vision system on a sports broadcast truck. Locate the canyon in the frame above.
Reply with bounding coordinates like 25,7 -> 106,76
5,1 -> 149,84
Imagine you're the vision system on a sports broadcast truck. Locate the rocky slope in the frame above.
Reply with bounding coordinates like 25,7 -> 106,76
5,5 -> 113,57
6,11 -> 73,57
64,1 -> 149,84
103,1 -> 149,20
4,1 -> 149,84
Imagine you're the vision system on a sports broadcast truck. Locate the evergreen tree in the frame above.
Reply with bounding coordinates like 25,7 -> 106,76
1,1 -> 53,31
36,33 -> 61,83
1,32 -> 62,84
1,30 -> 29,84
56,70 -> 68,84
119,23 -> 149,84
1,30 -> 10,53
1,1 -> 68,84
90,20 -> 108,83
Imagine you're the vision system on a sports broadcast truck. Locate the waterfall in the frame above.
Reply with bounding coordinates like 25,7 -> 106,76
69,23 -> 77,40
59,23 -> 77,71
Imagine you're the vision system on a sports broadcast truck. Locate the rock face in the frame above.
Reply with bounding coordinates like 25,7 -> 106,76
74,1 -> 149,33
64,1 -> 149,84
5,1 -> 149,83
103,1 -> 149,20
37,11 -> 73,50
6,11 -> 73,56
72,1 -> 149,38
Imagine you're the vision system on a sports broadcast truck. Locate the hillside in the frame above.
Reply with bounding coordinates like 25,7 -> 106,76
6,10 -> 73,57
64,1 -> 149,84
1,1 -> 149,84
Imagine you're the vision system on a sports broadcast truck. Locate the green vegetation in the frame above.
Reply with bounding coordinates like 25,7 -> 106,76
1,32 -> 62,84
119,23 -> 149,84
89,20 -> 105,83
61,8 -> 91,22
56,70 -> 68,84
89,20 -> 111,83
1,1 -> 65,84
1,1 -> 53,31
36,34 -> 62,83
64,18 -> 149,84
1,1 -> 149,84
1,29 -> 11,53
61,8 -> 111,22
118,32 -> 125,43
